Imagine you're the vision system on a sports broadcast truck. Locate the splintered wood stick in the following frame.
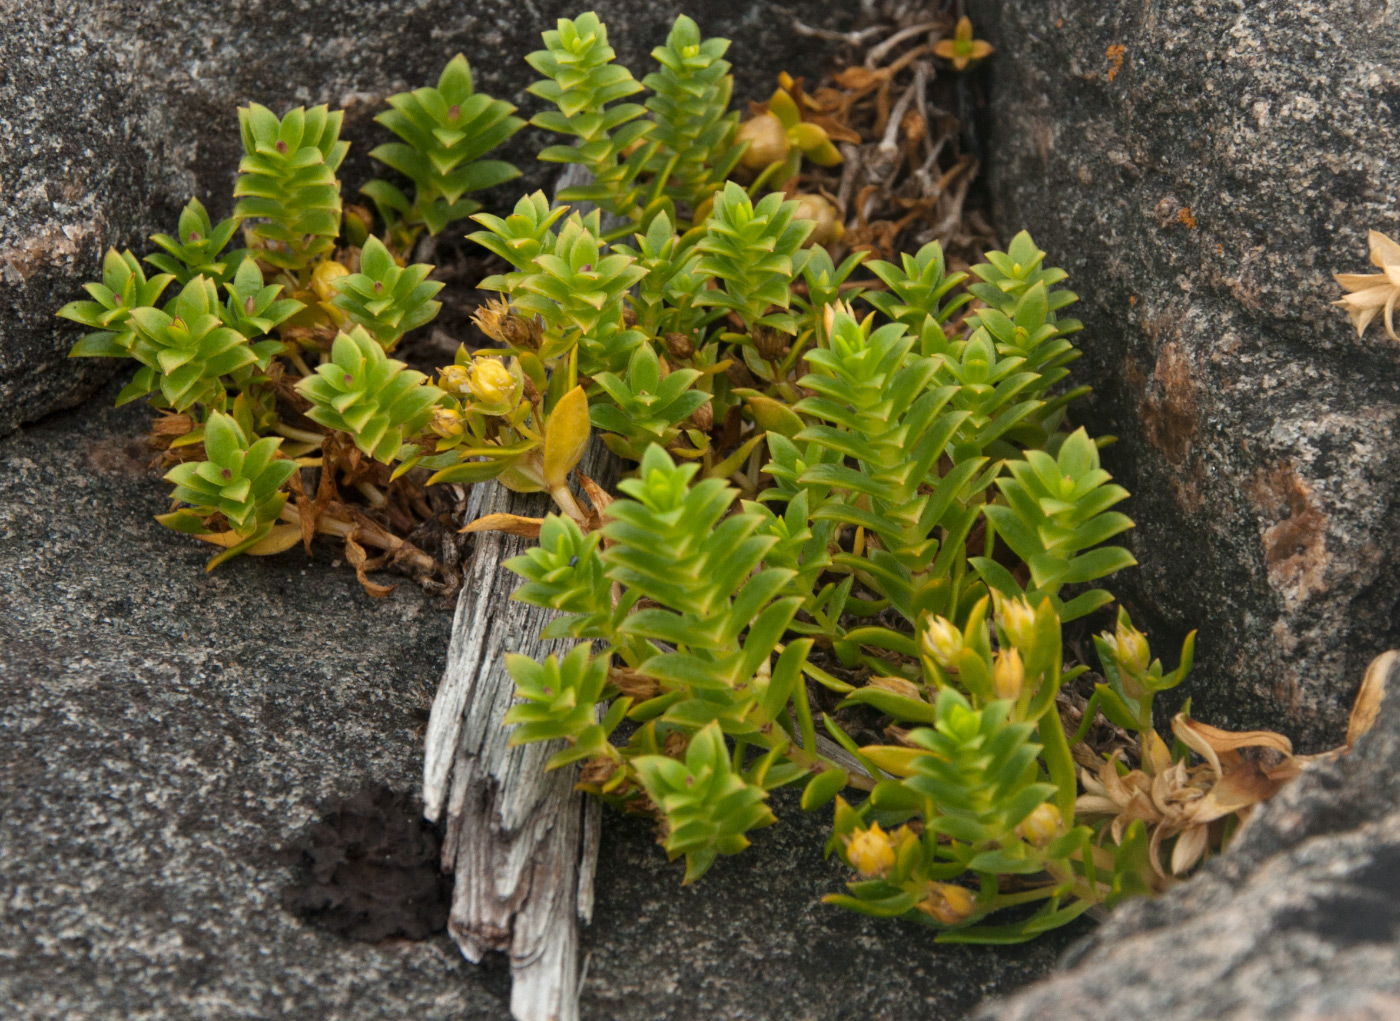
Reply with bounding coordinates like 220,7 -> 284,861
422,438 -> 616,1021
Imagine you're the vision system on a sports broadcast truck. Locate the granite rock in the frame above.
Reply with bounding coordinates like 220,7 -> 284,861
0,0 -> 853,436
0,390 -> 1075,1019
972,653 -> 1400,1021
966,0 -> 1400,750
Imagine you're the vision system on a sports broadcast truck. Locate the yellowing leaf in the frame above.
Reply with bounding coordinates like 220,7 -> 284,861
245,524 -> 305,556
768,88 -> 801,129
860,745 -> 925,777
460,513 -> 545,538
1348,650 -> 1394,746
543,385 -> 590,491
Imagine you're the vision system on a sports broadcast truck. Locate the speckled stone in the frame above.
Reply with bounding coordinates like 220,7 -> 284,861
0,391 -> 1076,1019
972,654 -> 1400,1021
968,0 -> 1400,750
0,0 -> 855,436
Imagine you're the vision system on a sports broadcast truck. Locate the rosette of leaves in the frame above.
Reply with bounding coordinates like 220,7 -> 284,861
220,257 -> 303,339
328,236 -> 443,349
234,103 -> 348,271
974,427 -> 1135,621
123,275 -> 276,411
967,280 -> 1082,388
362,53 -> 524,238
146,198 -> 247,284
504,645 -> 627,769
589,342 -> 709,460
793,245 -> 868,339
613,211 -> 715,341
694,182 -> 813,335
505,514 -> 614,640
157,410 -> 300,568
295,326 -> 444,463
60,249 -> 174,359
642,15 -> 742,212
865,240 -> 971,333
632,721 -> 776,882
968,231 -> 1080,320
513,212 -> 647,373
469,190 -> 569,297
526,12 -> 659,229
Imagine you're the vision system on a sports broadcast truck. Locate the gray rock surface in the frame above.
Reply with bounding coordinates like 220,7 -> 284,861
0,390 -> 1075,1019
0,0 -> 853,436
967,0 -> 1400,751
972,653 -> 1400,1021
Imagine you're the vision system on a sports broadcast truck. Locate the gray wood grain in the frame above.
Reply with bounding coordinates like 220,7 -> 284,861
422,441 -> 615,1021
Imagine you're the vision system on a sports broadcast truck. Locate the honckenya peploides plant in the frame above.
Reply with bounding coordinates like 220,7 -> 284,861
61,9 -> 1326,945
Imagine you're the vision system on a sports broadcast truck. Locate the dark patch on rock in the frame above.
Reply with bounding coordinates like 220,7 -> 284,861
1275,890 -> 1400,949
1,387 -> 1079,1018
282,785 -> 452,943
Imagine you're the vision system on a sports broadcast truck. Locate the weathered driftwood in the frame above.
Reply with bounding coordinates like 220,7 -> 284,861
422,440 -> 616,1021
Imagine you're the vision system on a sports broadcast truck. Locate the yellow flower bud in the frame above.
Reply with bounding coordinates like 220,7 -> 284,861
736,112 -> 791,170
310,259 -> 349,303
918,882 -> 977,925
791,193 -> 844,247
921,615 -> 964,670
430,406 -> 465,438
468,358 -> 515,405
996,594 -> 1038,652
844,822 -> 896,878
437,364 -> 471,396
993,647 -> 1025,701
1112,619 -> 1151,674
1016,802 -> 1061,846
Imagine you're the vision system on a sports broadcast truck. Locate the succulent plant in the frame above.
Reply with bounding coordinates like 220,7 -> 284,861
504,645 -> 626,768
527,11 -> 657,227
514,211 -> 647,372
60,248 -> 174,359
295,325 -> 444,462
470,190 -> 570,296
362,53 -> 524,237
220,257 -> 303,339
55,14 -> 1305,956
161,410 -> 298,533
589,342 -> 709,460
643,15 -> 743,212
977,427 -> 1136,621
866,240 -> 972,331
234,103 -> 348,271
633,721 -> 777,883
124,275 -> 275,412
694,181 -> 813,334
145,197 -> 247,284
328,236 -> 443,349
